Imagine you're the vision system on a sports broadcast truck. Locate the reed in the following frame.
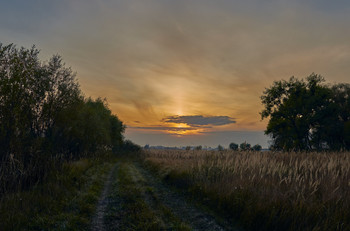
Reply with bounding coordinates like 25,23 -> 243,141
143,150 -> 350,231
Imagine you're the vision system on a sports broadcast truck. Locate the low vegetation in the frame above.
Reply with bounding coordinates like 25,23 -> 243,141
143,149 -> 350,231
104,158 -> 226,230
0,154 -> 116,230
105,160 -> 165,230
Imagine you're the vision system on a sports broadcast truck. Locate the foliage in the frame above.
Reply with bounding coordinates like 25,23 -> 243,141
0,156 -> 115,230
229,142 -> 239,151
252,144 -> 262,151
120,140 -> 141,153
217,145 -> 224,151
0,43 -> 125,194
261,73 -> 350,151
52,97 -> 125,159
240,142 -> 251,151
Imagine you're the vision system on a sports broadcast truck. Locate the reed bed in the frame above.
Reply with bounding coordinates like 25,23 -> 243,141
143,150 -> 350,231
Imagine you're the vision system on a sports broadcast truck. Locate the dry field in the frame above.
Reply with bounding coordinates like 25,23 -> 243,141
143,149 -> 350,231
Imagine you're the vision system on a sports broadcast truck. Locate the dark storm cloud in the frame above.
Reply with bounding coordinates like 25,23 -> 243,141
163,115 -> 236,126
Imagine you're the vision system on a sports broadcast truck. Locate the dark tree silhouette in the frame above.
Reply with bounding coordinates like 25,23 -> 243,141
261,73 -> 350,151
229,142 -> 239,151
252,144 -> 262,151
240,142 -> 251,151
217,145 -> 224,151
0,43 -> 126,192
195,145 -> 202,150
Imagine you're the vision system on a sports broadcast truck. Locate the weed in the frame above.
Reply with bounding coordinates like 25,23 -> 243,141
0,156 -> 116,230
143,150 -> 350,231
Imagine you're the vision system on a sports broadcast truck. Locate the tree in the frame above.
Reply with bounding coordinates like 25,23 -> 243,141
121,140 -> 141,152
240,142 -> 251,151
217,145 -> 224,151
252,144 -> 262,151
321,83 -> 350,150
0,44 -> 82,162
0,43 -> 87,190
229,142 -> 239,151
261,74 -> 330,150
0,43 -> 126,192
261,73 -> 350,151
195,145 -> 202,150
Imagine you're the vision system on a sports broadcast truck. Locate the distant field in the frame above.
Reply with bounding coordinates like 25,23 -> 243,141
143,149 -> 350,231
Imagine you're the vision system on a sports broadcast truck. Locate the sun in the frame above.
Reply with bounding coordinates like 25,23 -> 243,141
174,123 -> 190,128
163,122 -> 203,136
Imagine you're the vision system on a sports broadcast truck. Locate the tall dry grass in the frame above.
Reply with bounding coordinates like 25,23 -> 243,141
143,150 -> 350,231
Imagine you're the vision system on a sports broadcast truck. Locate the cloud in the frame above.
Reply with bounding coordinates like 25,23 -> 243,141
3,0 -> 350,134
163,115 -> 236,126
132,100 -> 157,118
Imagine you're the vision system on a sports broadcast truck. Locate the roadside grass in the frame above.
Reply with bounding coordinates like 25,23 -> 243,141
143,186 -> 191,231
143,150 -> 350,231
0,153 -> 116,231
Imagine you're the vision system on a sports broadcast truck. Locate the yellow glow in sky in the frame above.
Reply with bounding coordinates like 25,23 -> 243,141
3,0 -> 350,146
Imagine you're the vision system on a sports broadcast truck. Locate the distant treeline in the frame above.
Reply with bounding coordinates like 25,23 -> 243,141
261,74 -> 350,151
143,142 -> 263,151
0,43 -> 136,194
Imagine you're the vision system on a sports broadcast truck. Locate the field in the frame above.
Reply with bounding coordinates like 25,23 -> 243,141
143,149 -> 350,231
1,150 -> 349,230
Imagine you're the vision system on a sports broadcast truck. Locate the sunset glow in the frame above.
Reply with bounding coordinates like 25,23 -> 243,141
2,0 -> 350,147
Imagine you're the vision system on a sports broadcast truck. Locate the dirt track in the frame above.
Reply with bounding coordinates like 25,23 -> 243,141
91,159 -> 240,231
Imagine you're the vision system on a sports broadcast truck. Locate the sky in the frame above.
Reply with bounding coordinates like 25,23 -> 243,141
1,0 -> 350,148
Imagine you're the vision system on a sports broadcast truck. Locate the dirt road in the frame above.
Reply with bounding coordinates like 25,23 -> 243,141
91,159 -> 240,231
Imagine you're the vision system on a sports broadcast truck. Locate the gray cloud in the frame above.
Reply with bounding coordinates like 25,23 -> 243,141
163,115 -> 236,126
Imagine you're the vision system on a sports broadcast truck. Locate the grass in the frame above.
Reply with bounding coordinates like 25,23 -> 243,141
105,161 -> 163,230
105,159 -> 190,231
0,153 -> 116,231
143,149 -> 350,231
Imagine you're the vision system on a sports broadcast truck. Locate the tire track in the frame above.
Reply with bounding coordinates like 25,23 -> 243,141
132,162 -> 239,231
91,163 -> 118,231
91,159 -> 241,231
